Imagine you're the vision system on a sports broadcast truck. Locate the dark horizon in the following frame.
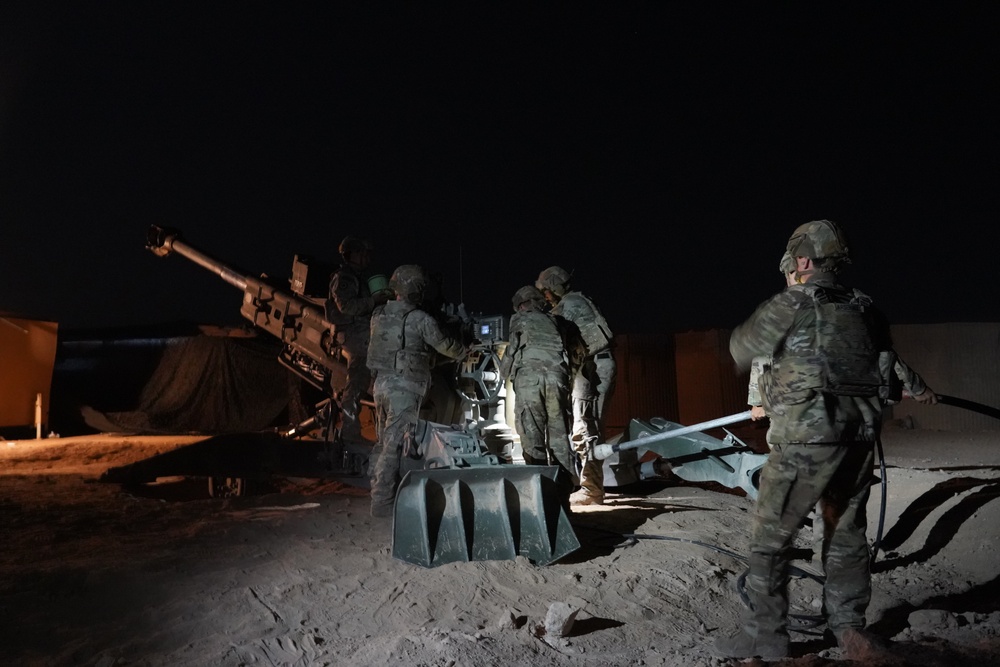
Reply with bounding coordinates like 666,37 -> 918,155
2,4 -> 997,334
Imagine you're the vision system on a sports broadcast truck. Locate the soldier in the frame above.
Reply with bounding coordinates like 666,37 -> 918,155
535,266 -> 616,506
715,219 -> 908,660
325,236 -> 390,445
499,285 -> 581,508
746,268 -> 938,424
366,264 -> 467,518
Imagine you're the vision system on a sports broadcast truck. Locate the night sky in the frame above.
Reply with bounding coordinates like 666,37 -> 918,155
1,3 -> 997,335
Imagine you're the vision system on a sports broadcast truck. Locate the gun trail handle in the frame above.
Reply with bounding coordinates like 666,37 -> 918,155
594,410 -> 753,460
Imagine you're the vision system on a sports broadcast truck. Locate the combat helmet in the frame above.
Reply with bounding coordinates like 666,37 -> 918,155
512,285 -> 547,312
338,236 -> 373,258
784,219 -> 851,272
535,266 -> 572,297
388,264 -> 427,303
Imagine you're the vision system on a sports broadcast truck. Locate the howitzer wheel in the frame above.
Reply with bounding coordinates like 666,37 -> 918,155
456,346 -> 503,405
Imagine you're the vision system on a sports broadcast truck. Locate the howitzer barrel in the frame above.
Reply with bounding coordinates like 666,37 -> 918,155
593,410 -> 753,460
145,224 -> 345,392
146,225 -> 249,291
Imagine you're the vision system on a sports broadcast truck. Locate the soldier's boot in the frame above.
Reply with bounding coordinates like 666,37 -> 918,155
569,458 -> 605,506
712,628 -> 789,660
833,627 -> 892,661
369,447 -> 400,518
714,555 -> 790,659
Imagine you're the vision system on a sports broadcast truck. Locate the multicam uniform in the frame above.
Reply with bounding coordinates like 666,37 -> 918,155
550,291 -> 616,499
366,299 -> 466,514
326,263 -> 378,443
499,308 -> 578,493
747,356 -> 770,410
729,275 -> 891,644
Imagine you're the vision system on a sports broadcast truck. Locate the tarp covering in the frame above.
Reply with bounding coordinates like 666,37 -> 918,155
84,334 -> 305,435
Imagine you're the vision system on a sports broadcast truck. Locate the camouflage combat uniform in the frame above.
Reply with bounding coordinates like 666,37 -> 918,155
550,291 -> 616,499
729,275 -> 891,645
326,262 -> 377,443
499,308 -> 578,495
747,355 -> 770,409
366,299 -> 466,515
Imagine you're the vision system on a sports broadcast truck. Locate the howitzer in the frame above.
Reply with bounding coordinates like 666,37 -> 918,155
145,225 -> 347,395
141,226 -> 577,565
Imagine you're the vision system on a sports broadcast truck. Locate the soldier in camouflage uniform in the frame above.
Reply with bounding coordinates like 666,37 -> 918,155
499,286 -> 582,506
743,270 -> 938,584
366,264 -> 467,518
746,268 -> 937,424
536,266 -> 616,506
716,220 -> 904,660
326,236 -> 390,444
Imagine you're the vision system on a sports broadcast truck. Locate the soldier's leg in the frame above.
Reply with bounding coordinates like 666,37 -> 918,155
820,443 -> 876,634
571,397 -> 603,500
570,359 -> 603,503
367,382 -> 389,481
542,373 -> 579,504
513,375 -> 548,466
340,336 -> 372,443
718,444 -> 839,659
370,385 -> 422,517
577,356 -> 617,502
592,355 -> 617,429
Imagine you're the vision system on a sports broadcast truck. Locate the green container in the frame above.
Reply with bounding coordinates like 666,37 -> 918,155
368,274 -> 390,296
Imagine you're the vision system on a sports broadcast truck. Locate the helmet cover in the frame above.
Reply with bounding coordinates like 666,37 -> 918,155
785,219 -> 851,271
339,236 -> 373,257
512,285 -> 547,312
389,264 -> 427,302
535,266 -> 572,297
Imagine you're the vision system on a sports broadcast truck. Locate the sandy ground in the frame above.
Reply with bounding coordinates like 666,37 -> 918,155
2,425 -> 1000,667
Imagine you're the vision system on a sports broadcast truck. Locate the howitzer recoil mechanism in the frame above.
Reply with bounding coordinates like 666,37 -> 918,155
146,225 -> 346,395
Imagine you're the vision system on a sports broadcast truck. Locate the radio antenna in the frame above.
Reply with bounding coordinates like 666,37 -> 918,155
459,245 -> 464,305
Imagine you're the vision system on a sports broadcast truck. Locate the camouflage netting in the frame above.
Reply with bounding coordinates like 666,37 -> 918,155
93,335 -> 311,435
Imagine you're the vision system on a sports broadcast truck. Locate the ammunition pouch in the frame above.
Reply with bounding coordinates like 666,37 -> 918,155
394,349 -> 432,382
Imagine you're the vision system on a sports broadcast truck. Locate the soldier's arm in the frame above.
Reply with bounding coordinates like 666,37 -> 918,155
330,271 -> 376,318
747,356 -> 770,420
729,288 -> 806,371
869,304 -> 938,405
894,356 -> 939,404
419,314 -> 468,361
555,316 -> 585,373
498,326 -> 521,379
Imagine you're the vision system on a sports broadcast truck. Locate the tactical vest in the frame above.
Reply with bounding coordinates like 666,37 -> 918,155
511,311 -> 566,368
555,292 -> 613,355
366,302 -> 433,382
770,284 -> 882,397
